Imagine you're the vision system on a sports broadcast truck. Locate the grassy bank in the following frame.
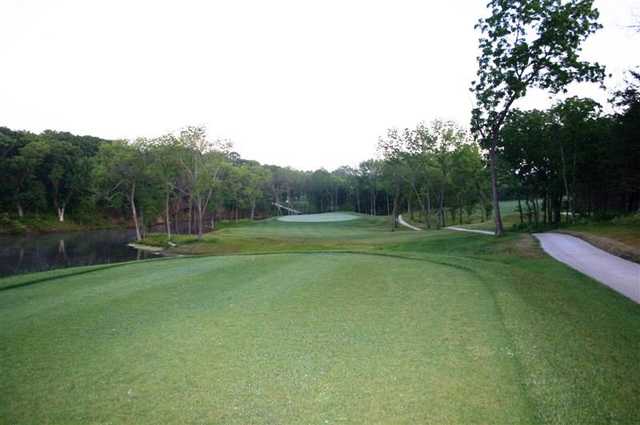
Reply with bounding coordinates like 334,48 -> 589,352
1,215 -> 638,424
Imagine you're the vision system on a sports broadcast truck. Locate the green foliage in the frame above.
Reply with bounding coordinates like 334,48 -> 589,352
470,0 -> 606,235
0,213 -> 27,234
471,0 -> 605,134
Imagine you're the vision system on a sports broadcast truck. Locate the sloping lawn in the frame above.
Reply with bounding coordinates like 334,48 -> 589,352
1,216 -> 639,424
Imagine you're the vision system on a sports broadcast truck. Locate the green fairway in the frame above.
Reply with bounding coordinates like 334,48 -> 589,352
1,216 -> 639,424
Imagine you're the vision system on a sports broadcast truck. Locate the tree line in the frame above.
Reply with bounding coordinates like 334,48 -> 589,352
499,80 -> 640,228
1,120 -> 491,239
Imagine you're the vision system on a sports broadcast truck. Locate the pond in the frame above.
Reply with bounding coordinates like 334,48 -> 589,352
0,229 -> 159,278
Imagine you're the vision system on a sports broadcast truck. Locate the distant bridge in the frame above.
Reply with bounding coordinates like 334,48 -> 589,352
272,202 -> 302,215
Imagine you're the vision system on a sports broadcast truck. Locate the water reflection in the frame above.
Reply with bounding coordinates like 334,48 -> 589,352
0,229 -> 156,277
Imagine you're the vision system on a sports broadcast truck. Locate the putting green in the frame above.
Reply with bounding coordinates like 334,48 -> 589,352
277,212 -> 360,222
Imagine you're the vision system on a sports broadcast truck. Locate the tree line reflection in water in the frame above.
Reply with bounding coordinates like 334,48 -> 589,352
0,229 -> 155,277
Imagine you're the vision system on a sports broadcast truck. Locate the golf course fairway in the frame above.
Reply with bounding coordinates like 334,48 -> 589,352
1,215 -> 639,424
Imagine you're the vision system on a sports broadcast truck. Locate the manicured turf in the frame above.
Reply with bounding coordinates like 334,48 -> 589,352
1,215 -> 639,424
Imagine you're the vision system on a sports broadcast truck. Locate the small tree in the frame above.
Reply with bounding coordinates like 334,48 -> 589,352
471,0 -> 606,235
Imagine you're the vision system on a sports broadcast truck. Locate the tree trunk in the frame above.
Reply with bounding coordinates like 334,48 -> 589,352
17,202 -> 24,218
559,142 -> 572,224
130,184 -> 142,241
139,206 -> 145,239
488,140 -> 504,236
371,191 -> 375,216
386,193 -> 390,216
57,206 -> 65,222
421,204 -> 428,229
165,190 -> 171,240
391,188 -> 400,231
188,197 -> 193,235
438,187 -> 445,228
250,199 -> 256,220
426,187 -> 432,229
196,201 -> 204,239
518,197 -> 524,225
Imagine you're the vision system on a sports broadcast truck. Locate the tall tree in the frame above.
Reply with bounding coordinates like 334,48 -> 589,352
94,141 -> 148,241
177,126 -> 231,238
145,135 -> 182,240
470,0 -> 606,235
241,165 -> 271,220
0,134 -> 48,217
44,140 -> 90,222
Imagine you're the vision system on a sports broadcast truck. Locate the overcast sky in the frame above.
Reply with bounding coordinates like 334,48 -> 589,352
1,0 -> 638,170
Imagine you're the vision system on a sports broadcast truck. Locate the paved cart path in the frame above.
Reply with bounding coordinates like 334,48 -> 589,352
397,215 -> 422,231
446,226 -> 495,235
534,233 -> 640,303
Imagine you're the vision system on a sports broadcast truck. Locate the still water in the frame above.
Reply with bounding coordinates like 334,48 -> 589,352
0,229 -> 157,278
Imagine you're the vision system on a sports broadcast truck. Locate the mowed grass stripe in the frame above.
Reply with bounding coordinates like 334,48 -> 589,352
1,253 -> 533,424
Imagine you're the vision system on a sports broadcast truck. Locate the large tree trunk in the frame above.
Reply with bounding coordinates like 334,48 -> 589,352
250,199 -> 256,220
130,184 -> 142,241
489,140 -> 504,236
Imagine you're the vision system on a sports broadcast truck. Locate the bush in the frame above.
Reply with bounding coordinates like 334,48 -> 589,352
0,213 -> 27,235
610,213 -> 640,226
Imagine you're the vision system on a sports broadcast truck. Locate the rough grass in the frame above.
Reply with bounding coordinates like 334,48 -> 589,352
1,215 -> 639,424
459,211 -> 640,263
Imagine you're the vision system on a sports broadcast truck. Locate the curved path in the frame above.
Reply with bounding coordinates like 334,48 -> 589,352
534,233 -> 640,303
446,226 -> 495,235
397,215 -> 422,231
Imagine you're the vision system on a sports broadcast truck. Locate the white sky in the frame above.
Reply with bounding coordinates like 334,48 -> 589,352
1,0 -> 638,170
